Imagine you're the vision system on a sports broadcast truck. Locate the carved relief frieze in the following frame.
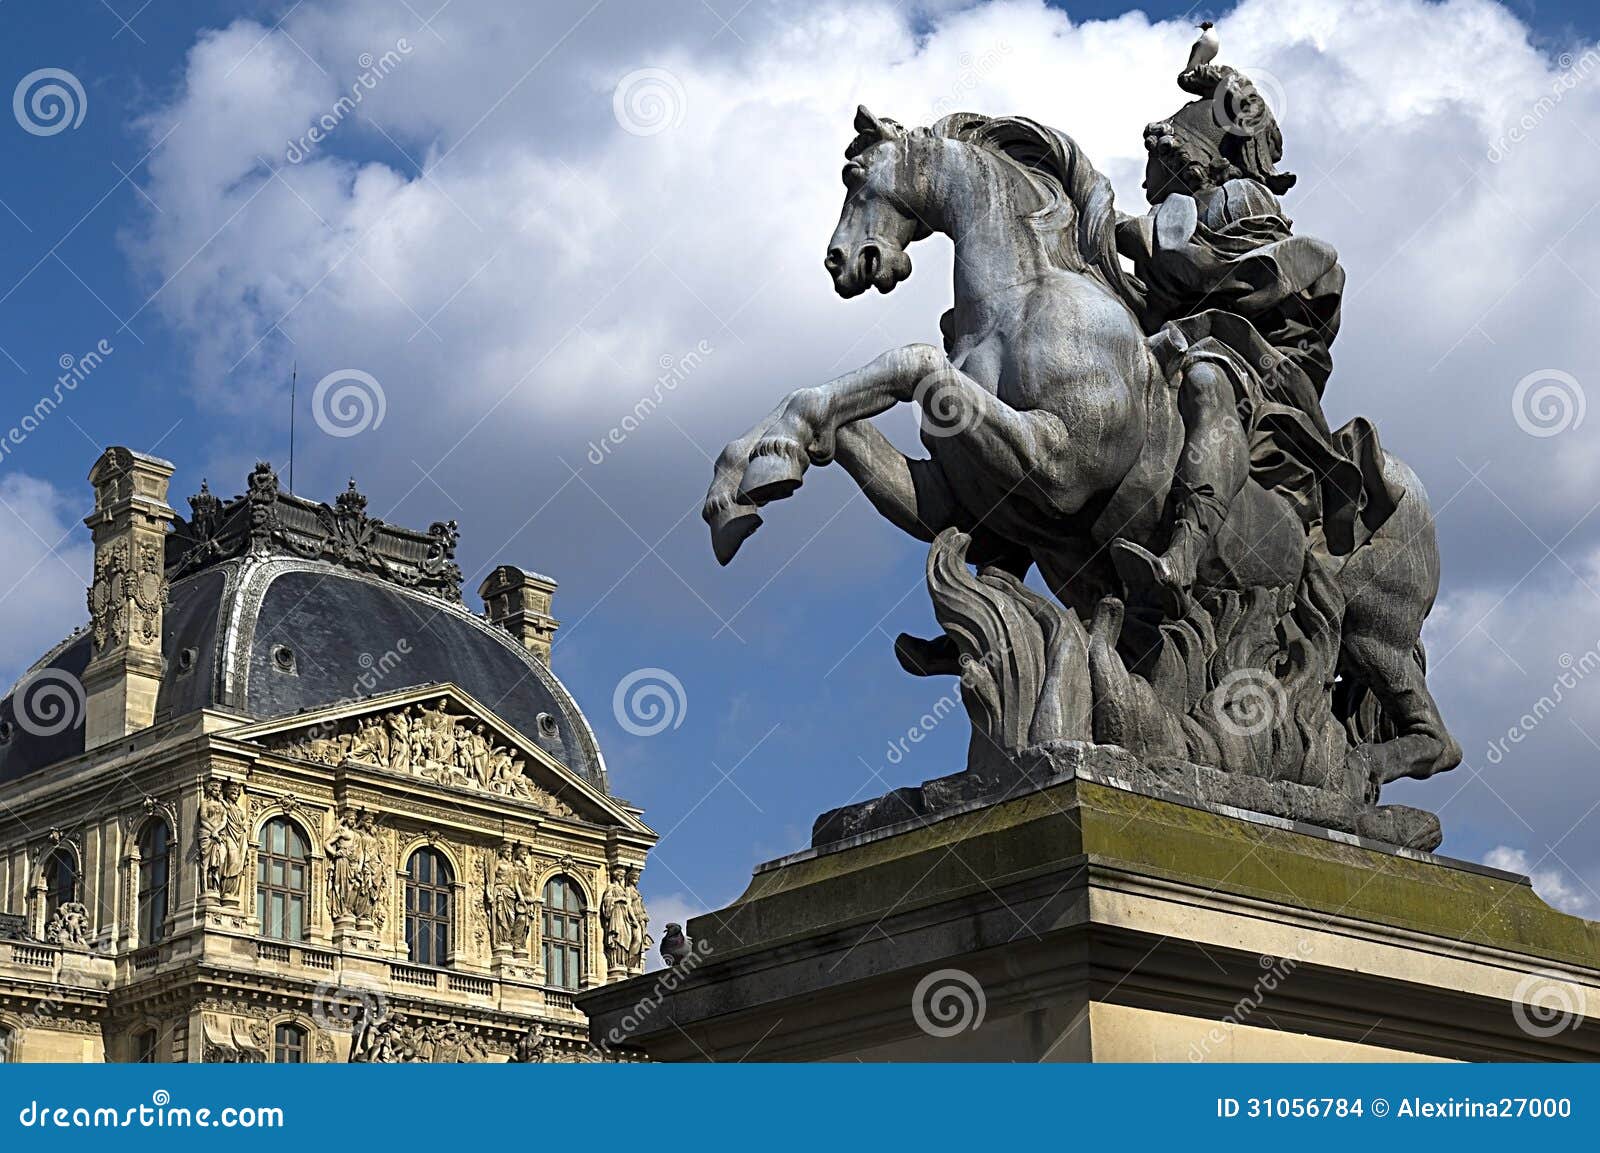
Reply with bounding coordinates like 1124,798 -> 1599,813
268,698 -> 578,817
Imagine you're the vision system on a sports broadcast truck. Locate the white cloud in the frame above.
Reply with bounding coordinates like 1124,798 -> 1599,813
1483,845 -> 1595,915
0,474 -> 91,686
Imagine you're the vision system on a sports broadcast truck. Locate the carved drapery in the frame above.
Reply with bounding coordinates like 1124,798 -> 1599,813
194,780 -> 250,903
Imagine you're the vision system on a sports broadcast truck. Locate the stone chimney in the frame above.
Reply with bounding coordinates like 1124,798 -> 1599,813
81,447 -> 175,748
479,565 -> 559,664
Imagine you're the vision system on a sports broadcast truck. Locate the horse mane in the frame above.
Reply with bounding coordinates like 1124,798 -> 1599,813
933,113 -> 1146,315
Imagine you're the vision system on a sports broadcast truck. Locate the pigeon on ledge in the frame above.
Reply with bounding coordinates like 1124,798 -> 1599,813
660,923 -> 693,967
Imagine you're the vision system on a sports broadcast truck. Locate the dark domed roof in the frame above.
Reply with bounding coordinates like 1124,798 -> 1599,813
0,470 -> 605,790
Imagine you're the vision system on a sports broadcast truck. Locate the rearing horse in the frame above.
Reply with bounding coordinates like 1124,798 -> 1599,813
703,106 -> 1459,788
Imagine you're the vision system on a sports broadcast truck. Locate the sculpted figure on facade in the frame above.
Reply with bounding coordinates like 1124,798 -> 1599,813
326,810 -> 363,922
349,1007 -> 488,1063
600,865 -> 648,972
357,810 -> 389,927
485,843 -> 524,952
195,780 -> 250,901
626,868 -> 651,970
43,901 -> 91,948
273,702 -> 577,817
195,780 -> 229,896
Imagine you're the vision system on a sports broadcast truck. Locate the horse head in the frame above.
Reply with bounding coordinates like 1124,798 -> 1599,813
825,106 -> 931,298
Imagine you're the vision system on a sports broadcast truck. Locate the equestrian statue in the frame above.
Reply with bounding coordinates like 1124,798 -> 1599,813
702,43 -> 1461,850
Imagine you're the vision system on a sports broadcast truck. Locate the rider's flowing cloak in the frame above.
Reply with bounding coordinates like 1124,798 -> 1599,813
1129,176 -> 1402,555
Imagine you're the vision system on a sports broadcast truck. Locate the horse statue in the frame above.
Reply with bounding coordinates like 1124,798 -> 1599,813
703,66 -> 1460,850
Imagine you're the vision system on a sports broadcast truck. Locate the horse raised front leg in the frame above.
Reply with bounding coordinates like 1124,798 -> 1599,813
704,344 -> 948,563
738,343 -> 950,503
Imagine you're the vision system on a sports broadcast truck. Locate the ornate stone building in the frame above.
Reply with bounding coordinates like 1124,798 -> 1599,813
0,447 -> 655,1063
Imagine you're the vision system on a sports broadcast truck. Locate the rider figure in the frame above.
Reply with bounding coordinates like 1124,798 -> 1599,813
1110,62 -> 1353,615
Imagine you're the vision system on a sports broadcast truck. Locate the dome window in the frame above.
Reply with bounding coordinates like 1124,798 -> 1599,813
537,712 -> 560,740
271,645 -> 298,675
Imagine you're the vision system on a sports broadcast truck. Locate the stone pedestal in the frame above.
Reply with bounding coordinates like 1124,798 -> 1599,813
578,757 -> 1600,1061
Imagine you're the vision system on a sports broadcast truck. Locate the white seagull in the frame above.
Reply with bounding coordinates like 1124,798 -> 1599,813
1185,21 -> 1219,71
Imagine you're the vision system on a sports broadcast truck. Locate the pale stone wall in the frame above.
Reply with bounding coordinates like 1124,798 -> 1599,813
0,694 -> 656,1063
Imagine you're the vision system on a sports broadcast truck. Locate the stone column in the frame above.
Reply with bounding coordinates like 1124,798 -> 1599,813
81,447 -> 175,750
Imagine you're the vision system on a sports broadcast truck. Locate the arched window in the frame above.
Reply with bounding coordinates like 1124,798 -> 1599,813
137,822 -> 171,946
405,849 -> 452,966
135,1028 -> 159,1064
44,849 -> 77,918
542,875 -> 585,990
273,1023 -> 307,1063
0,1024 -> 14,1063
256,818 -> 310,940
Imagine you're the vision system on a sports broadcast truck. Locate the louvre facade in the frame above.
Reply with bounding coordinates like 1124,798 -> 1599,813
0,447 -> 655,1063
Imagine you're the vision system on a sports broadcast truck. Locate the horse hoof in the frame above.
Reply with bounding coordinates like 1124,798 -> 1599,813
739,451 -> 806,505
894,632 -> 960,677
708,503 -> 763,566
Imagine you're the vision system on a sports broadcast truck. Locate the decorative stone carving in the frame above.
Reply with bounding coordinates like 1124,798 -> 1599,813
347,1007 -> 488,1063
201,1013 -> 269,1063
87,540 -> 167,651
43,902 -> 90,948
600,865 -> 648,973
484,842 -> 534,954
271,700 -> 578,816
168,465 -> 465,601
508,1023 -> 591,1063
195,780 -> 250,902
627,868 -> 651,971
327,808 -> 388,927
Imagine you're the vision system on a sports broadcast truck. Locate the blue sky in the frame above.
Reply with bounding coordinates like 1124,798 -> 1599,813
6,0 -> 1600,932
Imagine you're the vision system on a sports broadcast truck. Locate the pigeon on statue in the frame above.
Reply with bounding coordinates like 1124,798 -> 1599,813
1185,21 -> 1218,72
660,923 -> 693,967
